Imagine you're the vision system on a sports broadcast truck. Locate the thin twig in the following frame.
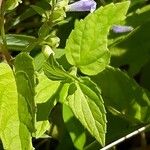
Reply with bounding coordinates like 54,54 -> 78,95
100,124 -> 150,150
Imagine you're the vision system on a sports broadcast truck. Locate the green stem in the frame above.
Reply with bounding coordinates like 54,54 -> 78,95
0,1 -> 11,64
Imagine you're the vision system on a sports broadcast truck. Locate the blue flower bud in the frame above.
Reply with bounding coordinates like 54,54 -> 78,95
67,0 -> 96,13
112,25 -> 134,33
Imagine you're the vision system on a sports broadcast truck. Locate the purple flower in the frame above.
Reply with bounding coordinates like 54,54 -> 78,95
112,25 -> 134,33
67,0 -> 96,13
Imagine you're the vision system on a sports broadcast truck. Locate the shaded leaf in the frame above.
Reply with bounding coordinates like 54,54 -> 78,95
140,60 -> 150,91
35,121 -> 50,138
35,73 -> 60,137
31,5 -> 46,17
126,5 -> 150,27
35,73 -> 60,104
106,111 -> 141,144
15,52 -> 36,133
109,5 -> 150,76
0,34 -> 36,51
34,53 -> 46,72
63,104 -> 86,149
43,54 -> 73,81
110,22 -> 150,76
92,66 -> 150,123
49,104 -> 75,150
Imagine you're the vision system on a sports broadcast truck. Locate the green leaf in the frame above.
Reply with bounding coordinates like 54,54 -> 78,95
65,2 -> 130,75
55,49 -> 72,71
0,63 -> 33,150
34,53 -> 46,71
31,5 -> 46,17
92,66 -> 150,123
54,48 -> 65,59
0,34 -> 36,51
59,83 -> 70,103
84,141 -> 100,150
43,54 -> 73,81
35,73 -> 59,122
35,73 -> 60,103
63,104 -> 86,150
9,1 -> 51,28
5,0 -> 21,10
49,104 -> 75,150
35,73 -> 60,137
35,121 -> 50,138
9,8 -> 36,28
67,77 -> 106,146
14,52 -> 36,133
38,22 -> 50,38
